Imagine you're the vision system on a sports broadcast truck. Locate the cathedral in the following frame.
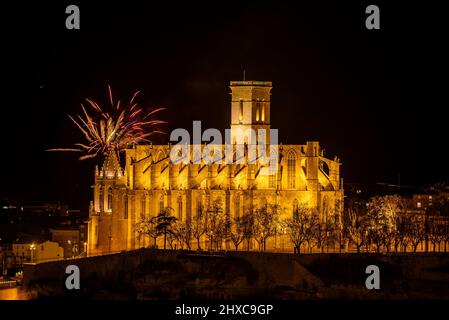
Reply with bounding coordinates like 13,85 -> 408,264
87,81 -> 344,255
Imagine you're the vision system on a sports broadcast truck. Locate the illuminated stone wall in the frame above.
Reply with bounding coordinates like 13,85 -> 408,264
87,81 -> 344,256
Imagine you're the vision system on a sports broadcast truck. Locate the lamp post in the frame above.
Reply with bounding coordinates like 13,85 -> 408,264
29,244 -> 36,263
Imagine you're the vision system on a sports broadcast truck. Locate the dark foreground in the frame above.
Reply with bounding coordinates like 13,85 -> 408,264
23,249 -> 449,299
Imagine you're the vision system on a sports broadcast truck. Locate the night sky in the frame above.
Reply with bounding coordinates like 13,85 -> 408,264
1,1 -> 447,209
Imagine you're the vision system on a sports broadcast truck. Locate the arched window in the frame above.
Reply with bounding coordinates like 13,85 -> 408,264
99,186 -> 104,211
159,195 -> 164,213
124,194 -> 128,219
177,196 -> 183,221
107,187 -> 113,211
234,194 -> 240,218
141,195 -> 146,218
293,199 -> 299,220
287,151 -> 296,189
239,100 -> 243,123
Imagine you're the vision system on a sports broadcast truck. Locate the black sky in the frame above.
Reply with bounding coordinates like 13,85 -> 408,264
1,1 -> 447,208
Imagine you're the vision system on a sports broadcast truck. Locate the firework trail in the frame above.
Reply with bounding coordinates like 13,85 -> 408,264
48,85 -> 166,160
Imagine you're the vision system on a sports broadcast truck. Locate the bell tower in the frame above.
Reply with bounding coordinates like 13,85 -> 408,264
229,81 -> 272,145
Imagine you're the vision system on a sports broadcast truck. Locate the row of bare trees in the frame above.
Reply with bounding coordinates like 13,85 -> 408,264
135,195 -> 449,254
346,195 -> 449,253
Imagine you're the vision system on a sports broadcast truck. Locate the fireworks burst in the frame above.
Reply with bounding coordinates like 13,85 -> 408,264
48,85 -> 166,160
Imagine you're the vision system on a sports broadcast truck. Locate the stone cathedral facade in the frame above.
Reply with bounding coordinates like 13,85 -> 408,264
87,81 -> 344,255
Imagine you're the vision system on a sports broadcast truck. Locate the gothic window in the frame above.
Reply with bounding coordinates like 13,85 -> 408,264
124,194 -> 128,219
107,187 -> 113,211
287,151 -> 296,189
141,195 -> 146,218
234,195 -> 240,218
177,196 -> 183,221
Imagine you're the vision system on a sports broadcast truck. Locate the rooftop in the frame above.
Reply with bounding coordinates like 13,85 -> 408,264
229,81 -> 272,87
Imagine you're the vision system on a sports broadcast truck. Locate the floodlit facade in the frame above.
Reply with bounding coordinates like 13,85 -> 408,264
88,81 -> 344,255
12,241 -> 64,263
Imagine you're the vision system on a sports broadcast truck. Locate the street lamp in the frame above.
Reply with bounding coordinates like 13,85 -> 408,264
29,244 -> 36,263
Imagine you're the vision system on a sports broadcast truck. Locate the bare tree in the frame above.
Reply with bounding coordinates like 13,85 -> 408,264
367,195 -> 404,253
443,224 -> 449,253
284,205 -> 314,254
346,205 -> 369,253
304,212 -> 320,253
205,198 -> 227,250
323,213 -> 340,253
229,216 -> 245,251
252,204 -> 280,251
135,216 -> 159,248
332,200 -> 345,252
428,219 -> 446,252
191,204 -> 207,250
156,207 -> 177,250
394,214 -> 409,252
241,212 -> 254,251
173,220 -> 192,250
409,215 -> 426,252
